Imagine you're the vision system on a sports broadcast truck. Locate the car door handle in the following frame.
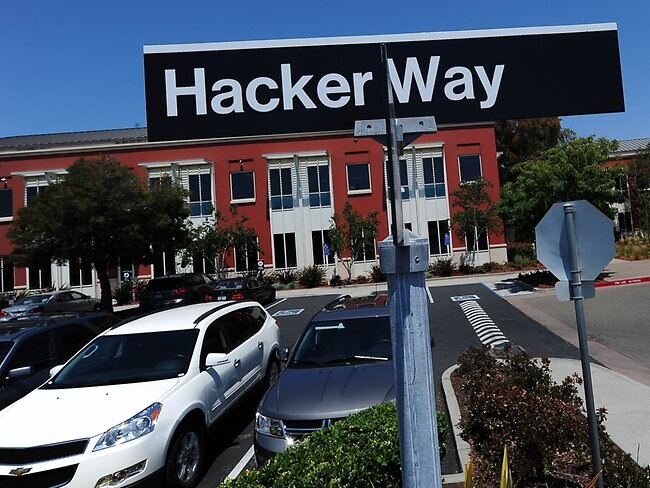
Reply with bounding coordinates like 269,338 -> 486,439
258,341 -> 263,349
234,359 -> 241,367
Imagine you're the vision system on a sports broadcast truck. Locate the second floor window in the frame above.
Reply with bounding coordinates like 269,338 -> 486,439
307,165 -> 331,207
0,189 -> 12,219
231,171 -> 255,203
423,156 -> 446,197
347,163 -> 371,193
459,154 -> 482,182
189,173 -> 213,217
270,167 -> 293,210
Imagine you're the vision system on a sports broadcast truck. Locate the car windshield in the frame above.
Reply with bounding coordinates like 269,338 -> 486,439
290,316 -> 392,367
144,278 -> 183,291
0,342 -> 11,364
43,329 -> 199,389
216,279 -> 245,290
15,295 -> 50,305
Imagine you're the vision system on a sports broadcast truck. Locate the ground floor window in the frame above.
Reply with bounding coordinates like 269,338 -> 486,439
352,234 -> 376,262
69,258 -> 92,286
235,240 -> 259,273
428,220 -> 451,255
466,227 -> 489,252
153,250 -> 177,277
0,257 -> 14,293
28,263 -> 52,290
312,230 -> 333,265
192,253 -> 217,275
273,233 -> 297,269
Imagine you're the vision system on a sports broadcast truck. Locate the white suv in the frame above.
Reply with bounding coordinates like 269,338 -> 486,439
0,301 -> 281,488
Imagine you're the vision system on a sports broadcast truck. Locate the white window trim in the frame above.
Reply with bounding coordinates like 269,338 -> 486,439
230,170 -> 256,204
346,162 -> 372,195
458,154 -> 483,182
138,158 -> 213,168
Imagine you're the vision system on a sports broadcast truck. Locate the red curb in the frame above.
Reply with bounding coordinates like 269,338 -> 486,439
595,276 -> 650,287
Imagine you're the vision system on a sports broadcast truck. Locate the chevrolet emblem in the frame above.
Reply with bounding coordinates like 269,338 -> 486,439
9,467 -> 32,476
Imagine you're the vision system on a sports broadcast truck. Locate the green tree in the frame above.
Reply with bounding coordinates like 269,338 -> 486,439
7,156 -> 190,311
495,117 -> 562,184
328,201 -> 379,281
450,178 -> 502,266
181,205 -> 260,279
498,136 -> 623,242
627,143 -> 650,235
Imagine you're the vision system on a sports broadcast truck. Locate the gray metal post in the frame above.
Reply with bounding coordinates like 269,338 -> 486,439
379,231 -> 442,488
563,203 -> 604,487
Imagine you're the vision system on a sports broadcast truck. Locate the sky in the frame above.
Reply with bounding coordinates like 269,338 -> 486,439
1,0 -> 649,141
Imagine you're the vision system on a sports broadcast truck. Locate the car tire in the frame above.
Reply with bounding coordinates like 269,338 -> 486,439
163,420 -> 205,488
263,357 -> 281,391
93,304 -> 101,311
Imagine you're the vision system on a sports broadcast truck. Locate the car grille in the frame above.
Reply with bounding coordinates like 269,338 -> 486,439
282,418 -> 343,440
0,464 -> 78,487
0,439 -> 88,465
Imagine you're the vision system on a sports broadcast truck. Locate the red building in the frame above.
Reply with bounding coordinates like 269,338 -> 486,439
0,124 -> 506,298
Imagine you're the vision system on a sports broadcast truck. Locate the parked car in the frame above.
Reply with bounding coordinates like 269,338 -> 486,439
0,291 -> 101,320
0,312 -> 121,411
254,292 -> 433,465
0,301 -> 282,488
207,276 -> 276,305
137,273 -> 218,312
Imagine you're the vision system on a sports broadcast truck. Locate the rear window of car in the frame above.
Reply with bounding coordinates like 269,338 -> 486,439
145,278 -> 183,291
216,279 -> 245,289
15,295 -> 50,305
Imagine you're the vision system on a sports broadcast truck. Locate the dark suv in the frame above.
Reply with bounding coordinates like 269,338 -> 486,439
0,312 -> 121,410
137,272 -> 218,312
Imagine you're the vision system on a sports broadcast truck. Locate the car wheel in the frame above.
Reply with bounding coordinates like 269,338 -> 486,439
263,358 -> 281,391
93,304 -> 101,311
164,420 -> 205,488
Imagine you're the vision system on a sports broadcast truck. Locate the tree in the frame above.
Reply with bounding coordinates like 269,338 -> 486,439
450,178 -> 502,266
627,143 -> 650,236
498,136 -> 624,242
495,117 -> 562,184
328,201 -> 379,281
8,156 -> 190,311
181,205 -> 260,279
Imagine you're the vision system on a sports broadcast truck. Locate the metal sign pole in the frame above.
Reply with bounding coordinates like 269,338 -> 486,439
563,203 -> 604,488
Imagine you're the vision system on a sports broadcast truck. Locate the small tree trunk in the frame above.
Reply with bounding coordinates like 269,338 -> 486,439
94,259 -> 114,313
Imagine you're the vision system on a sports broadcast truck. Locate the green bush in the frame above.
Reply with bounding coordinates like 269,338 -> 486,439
274,269 -> 297,285
329,274 -> 342,287
297,265 -> 326,288
369,264 -> 386,283
429,257 -> 456,277
517,270 -> 558,288
112,281 -> 133,305
506,242 -> 536,262
220,402 -> 448,488
456,347 -> 650,487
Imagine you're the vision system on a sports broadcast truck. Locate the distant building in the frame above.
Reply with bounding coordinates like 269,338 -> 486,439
0,125 -> 506,297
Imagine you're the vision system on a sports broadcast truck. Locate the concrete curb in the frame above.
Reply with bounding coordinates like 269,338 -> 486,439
441,364 -> 469,484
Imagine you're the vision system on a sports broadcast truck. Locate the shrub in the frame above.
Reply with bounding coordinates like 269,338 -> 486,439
517,270 -> 558,288
297,265 -> 326,288
506,242 -> 536,262
0,293 -> 11,309
329,274 -> 342,287
369,264 -> 386,283
354,274 -> 369,284
220,402 -> 448,488
274,269 -> 297,285
481,261 -> 502,272
112,281 -> 133,305
429,257 -> 456,277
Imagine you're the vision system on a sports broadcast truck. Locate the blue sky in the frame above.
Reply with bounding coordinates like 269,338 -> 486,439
2,0 -> 648,141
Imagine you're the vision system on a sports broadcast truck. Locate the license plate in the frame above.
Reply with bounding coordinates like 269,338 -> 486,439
217,296 -> 226,301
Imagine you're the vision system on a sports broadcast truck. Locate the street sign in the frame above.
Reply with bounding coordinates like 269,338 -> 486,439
144,24 -> 623,142
536,200 -> 615,300
257,259 -> 265,270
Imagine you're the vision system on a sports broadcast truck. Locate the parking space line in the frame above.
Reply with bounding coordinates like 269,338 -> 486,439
266,298 -> 286,309
426,286 -> 434,304
226,445 -> 255,480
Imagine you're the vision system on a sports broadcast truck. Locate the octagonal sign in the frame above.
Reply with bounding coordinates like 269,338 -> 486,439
535,200 -> 615,283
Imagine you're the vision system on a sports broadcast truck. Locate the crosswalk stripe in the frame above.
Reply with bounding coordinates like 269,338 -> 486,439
459,300 -> 510,348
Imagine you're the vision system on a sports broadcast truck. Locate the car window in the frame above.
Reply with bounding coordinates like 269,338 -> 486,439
45,330 -> 199,388
86,315 -> 121,331
241,306 -> 266,331
0,342 -> 12,364
291,316 -> 392,366
16,295 -> 50,305
145,278 -> 181,291
57,292 -> 72,302
53,324 -> 97,360
8,331 -> 56,371
200,322 -> 230,366
69,291 -> 85,300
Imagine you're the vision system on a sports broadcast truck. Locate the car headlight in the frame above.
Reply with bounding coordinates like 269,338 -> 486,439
255,412 -> 285,438
93,403 -> 162,451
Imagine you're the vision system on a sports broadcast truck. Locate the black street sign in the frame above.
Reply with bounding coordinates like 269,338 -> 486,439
144,24 -> 624,142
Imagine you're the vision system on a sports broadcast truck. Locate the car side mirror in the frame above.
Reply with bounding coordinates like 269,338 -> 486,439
276,346 -> 289,363
205,352 -> 230,367
7,365 -> 34,380
49,364 -> 64,377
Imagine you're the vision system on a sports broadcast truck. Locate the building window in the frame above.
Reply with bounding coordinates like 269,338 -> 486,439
235,239 -> 259,272
231,171 -> 255,203
307,165 -> 331,207
273,233 -> 297,268
189,173 -> 213,217
428,220 -> 451,255
353,234 -> 376,262
466,228 -> 489,252
312,230 -> 332,265
153,249 -> 177,277
29,263 -> 52,290
424,156 -> 446,197
192,253 -> 216,275
26,185 -> 48,205
347,163 -> 371,193
270,167 -> 293,210
0,257 -> 14,293
0,189 -> 12,218
69,258 -> 93,287
459,154 -> 482,182
149,177 -> 161,189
